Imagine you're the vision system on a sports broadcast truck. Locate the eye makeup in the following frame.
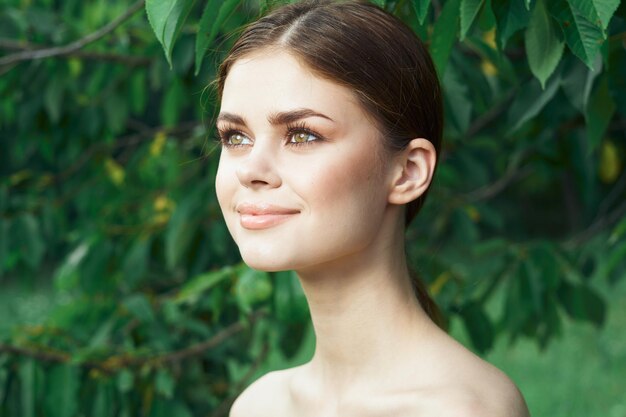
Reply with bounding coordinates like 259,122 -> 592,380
216,120 -> 327,148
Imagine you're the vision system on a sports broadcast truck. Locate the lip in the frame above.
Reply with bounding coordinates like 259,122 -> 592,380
236,203 -> 300,230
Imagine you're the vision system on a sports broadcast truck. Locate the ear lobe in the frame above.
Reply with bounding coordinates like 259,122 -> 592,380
388,138 -> 437,205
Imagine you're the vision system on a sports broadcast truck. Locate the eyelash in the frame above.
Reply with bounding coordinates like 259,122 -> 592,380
215,121 -> 324,148
286,121 -> 324,146
215,123 -> 247,148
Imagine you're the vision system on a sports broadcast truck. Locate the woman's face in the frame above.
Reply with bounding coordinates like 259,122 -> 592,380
215,51 -> 396,272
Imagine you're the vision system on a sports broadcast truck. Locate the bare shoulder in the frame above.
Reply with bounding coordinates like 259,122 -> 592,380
421,361 -> 530,417
416,329 -> 530,417
229,368 -> 293,417
436,377 -> 530,417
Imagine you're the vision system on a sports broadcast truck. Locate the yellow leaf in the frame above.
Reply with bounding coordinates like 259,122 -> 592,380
68,58 -> 83,77
36,174 -> 54,188
150,131 -> 167,157
153,194 -> 175,213
151,212 -> 171,226
483,28 -> 497,50
430,271 -> 451,296
464,205 -> 481,222
481,59 -> 497,76
599,140 -> 621,184
105,158 -> 125,186
9,169 -> 32,186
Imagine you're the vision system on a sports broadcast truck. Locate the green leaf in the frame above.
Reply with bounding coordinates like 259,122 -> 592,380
148,399 -> 193,417
608,217 -> 626,245
176,266 -> 233,304
129,71 -> 147,114
19,359 -> 36,417
116,369 -> 135,394
550,0 -> 605,68
0,218 -> 9,276
460,0 -> 484,39
412,0 -> 431,25
92,383 -> 114,417
195,0 -> 240,75
507,70 -> 561,133
608,39 -> 626,118
165,193 -> 200,270
44,364 -> 79,417
123,294 -> 156,323
430,0 -> 460,75
155,368 -> 175,399
525,0 -> 564,88
235,268 -> 273,313
0,358 -> 8,405
44,74 -> 65,124
568,0 -> 620,30
161,78 -> 185,127
14,214 -> 45,269
443,63 -> 472,134
557,282 -> 606,326
80,238 -> 114,293
122,237 -> 151,289
145,0 -> 196,68
502,261 -> 533,337
88,318 -> 116,348
53,242 -> 90,291
561,55 -> 602,113
529,243 -> 560,290
103,92 -> 129,135
460,302 -> 494,354
521,259 -> 543,314
586,74 -> 616,150
600,241 -> 626,284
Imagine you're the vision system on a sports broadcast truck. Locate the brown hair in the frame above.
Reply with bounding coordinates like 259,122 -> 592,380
215,0 -> 444,326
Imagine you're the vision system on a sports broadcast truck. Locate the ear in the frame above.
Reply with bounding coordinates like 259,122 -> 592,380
387,138 -> 437,205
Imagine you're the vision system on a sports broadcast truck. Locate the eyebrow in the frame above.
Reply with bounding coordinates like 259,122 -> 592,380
268,108 -> 334,125
216,112 -> 246,126
216,108 -> 334,127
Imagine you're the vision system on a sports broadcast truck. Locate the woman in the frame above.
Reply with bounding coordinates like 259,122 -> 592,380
214,1 -> 530,415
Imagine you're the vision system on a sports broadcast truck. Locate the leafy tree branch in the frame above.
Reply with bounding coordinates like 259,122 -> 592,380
0,0 -> 145,67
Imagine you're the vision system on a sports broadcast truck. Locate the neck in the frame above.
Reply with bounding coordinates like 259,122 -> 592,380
295,215 -> 435,395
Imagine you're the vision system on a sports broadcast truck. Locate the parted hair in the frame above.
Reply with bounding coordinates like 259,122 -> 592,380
215,0 -> 444,326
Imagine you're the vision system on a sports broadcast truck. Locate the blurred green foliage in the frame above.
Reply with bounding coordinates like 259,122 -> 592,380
0,0 -> 625,415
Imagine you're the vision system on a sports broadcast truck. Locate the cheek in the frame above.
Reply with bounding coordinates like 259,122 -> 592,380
215,155 -> 235,214
303,147 -> 387,213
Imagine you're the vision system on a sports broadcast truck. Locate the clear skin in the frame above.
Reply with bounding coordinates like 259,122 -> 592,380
217,51 -> 530,417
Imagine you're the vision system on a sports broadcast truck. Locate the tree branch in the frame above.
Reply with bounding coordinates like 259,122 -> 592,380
56,121 -> 201,182
0,38 -> 151,66
567,198 -> 626,246
462,150 -> 532,202
0,0 -> 145,67
463,87 -> 517,139
0,344 -> 70,363
0,311 -> 266,372
151,313 -> 264,366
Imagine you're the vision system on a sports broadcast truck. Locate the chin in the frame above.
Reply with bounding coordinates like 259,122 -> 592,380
240,255 -> 295,272
238,244 -> 297,272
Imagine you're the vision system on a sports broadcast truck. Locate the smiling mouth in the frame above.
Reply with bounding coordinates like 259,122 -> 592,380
236,203 -> 300,230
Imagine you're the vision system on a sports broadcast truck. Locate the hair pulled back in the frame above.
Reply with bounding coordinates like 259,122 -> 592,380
216,0 -> 444,326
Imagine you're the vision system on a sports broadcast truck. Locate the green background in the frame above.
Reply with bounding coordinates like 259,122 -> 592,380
1,0 -> 625,416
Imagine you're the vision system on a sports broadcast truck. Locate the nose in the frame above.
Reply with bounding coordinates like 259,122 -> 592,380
236,143 -> 282,189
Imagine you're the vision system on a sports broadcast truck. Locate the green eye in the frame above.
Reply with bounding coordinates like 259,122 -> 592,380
229,133 -> 249,145
290,131 -> 317,144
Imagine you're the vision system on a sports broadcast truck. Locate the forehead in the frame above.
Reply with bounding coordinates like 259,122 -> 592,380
220,50 -> 365,123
